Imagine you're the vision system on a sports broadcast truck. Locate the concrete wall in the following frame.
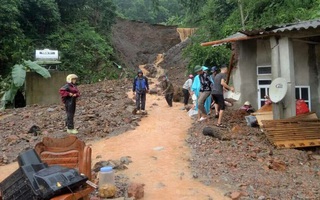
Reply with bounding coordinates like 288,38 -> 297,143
235,38 -> 320,117
234,40 -> 258,108
293,41 -> 309,85
257,39 -> 272,66
312,45 -> 320,115
25,71 -> 69,105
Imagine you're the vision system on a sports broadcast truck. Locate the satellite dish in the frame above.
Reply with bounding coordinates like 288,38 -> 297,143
269,77 -> 287,103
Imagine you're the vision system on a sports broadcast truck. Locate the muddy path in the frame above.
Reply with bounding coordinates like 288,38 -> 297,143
90,90 -> 229,199
0,85 -> 229,200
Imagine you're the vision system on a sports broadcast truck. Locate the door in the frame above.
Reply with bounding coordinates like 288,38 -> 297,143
257,79 -> 272,108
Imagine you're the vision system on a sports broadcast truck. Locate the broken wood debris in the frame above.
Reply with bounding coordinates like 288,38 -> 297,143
261,112 -> 320,149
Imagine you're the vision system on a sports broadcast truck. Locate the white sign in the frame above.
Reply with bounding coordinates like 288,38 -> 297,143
35,49 -> 59,60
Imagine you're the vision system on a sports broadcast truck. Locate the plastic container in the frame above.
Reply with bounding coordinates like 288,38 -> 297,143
98,166 -> 115,187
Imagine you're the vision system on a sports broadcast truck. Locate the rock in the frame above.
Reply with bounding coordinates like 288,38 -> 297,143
6,135 -> 19,142
149,88 -> 158,94
230,191 -> 242,200
268,160 -> 287,171
202,127 -> 222,139
120,156 -> 132,165
127,182 -> 145,199
47,108 -> 55,112
153,146 -> 164,151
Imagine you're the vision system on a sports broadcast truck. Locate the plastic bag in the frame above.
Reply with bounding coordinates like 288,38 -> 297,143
296,99 -> 309,115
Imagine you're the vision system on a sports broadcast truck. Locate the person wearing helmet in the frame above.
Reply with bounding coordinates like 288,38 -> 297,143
133,69 -> 149,114
182,74 -> 194,109
59,74 -> 80,134
239,101 -> 255,113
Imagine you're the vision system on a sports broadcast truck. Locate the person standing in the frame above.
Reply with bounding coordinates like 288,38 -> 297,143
182,74 -> 193,109
59,74 -> 80,134
133,69 -> 149,114
212,65 -> 234,127
209,66 -> 219,117
197,66 -> 212,122
160,75 -> 174,107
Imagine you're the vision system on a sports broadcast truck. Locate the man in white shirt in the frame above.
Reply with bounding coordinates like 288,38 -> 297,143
182,74 -> 193,109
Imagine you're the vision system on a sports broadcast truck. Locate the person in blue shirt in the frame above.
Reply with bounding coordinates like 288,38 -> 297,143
133,69 -> 149,114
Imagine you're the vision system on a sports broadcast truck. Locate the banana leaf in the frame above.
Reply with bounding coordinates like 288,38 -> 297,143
24,60 -> 51,78
12,64 -> 26,87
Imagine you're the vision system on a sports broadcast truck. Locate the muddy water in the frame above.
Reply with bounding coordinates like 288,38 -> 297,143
90,91 -> 229,200
0,89 -> 229,200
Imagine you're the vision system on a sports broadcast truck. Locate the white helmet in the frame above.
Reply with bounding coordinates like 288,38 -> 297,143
244,101 -> 251,106
66,74 -> 78,83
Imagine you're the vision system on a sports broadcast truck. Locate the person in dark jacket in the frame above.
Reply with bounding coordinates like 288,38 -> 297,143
133,69 -> 149,114
160,75 -> 174,107
59,74 -> 80,134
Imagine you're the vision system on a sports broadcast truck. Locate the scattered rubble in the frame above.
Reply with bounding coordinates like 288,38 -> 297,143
187,109 -> 320,199
0,79 -> 142,165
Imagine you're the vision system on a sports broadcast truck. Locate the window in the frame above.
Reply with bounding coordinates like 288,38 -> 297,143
257,65 -> 272,75
295,86 -> 311,110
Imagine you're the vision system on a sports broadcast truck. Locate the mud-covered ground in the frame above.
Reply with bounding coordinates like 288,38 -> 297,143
0,79 -> 142,165
1,79 -> 320,199
187,109 -> 320,199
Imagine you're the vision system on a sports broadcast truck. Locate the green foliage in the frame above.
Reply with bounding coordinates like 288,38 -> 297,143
11,64 -> 26,88
113,0 -> 185,24
1,61 -> 51,109
20,0 -> 61,37
48,22 -> 117,84
24,60 -> 51,78
184,34 -> 231,73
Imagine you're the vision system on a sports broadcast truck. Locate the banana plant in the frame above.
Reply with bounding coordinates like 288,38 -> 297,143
0,60 -> 51,110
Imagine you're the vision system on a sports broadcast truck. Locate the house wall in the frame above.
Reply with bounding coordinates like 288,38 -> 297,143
293,41 -> 309,85
313,45 -> 320,115
236,38 -> 320,116
292,41 -> 320,115
25,71 -> 69,105
234,40 -> 258,108
257,39 -> 271,66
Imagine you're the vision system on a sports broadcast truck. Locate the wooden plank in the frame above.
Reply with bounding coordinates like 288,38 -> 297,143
274,139 -> 320,149
261,117 -> 320,148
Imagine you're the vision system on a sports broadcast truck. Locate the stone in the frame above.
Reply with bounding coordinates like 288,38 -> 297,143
153,146 -> 164,151
127,182 -> 145,199
230,191 -> 242,200
202,126 -> 222,139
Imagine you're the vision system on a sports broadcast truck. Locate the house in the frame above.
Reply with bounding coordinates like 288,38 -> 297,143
201,19 -> 320,119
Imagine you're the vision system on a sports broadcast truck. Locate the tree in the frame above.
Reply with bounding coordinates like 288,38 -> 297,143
1,60 -> 51,109
85,0 -> 117,33
0,0 -> 27,76
19,0 -> 61,38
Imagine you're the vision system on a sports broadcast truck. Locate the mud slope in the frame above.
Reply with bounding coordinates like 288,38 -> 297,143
111,18 -> 181,69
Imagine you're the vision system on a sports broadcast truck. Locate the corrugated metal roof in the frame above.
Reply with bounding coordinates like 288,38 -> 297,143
241,19 -> 320,35
271,19 -> 320,33
202,19 -> 320,46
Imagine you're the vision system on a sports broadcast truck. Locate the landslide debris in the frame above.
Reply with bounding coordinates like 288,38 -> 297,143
187,109 -> 320,199
0,79 -> 141,165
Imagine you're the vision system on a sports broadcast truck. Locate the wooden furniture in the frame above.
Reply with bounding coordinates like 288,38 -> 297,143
34,135 -> 94,200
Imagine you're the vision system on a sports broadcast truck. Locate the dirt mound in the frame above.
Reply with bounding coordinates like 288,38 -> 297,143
111,18 -> 181,70
158,38 -> 191,86
0,79 -> 142,165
